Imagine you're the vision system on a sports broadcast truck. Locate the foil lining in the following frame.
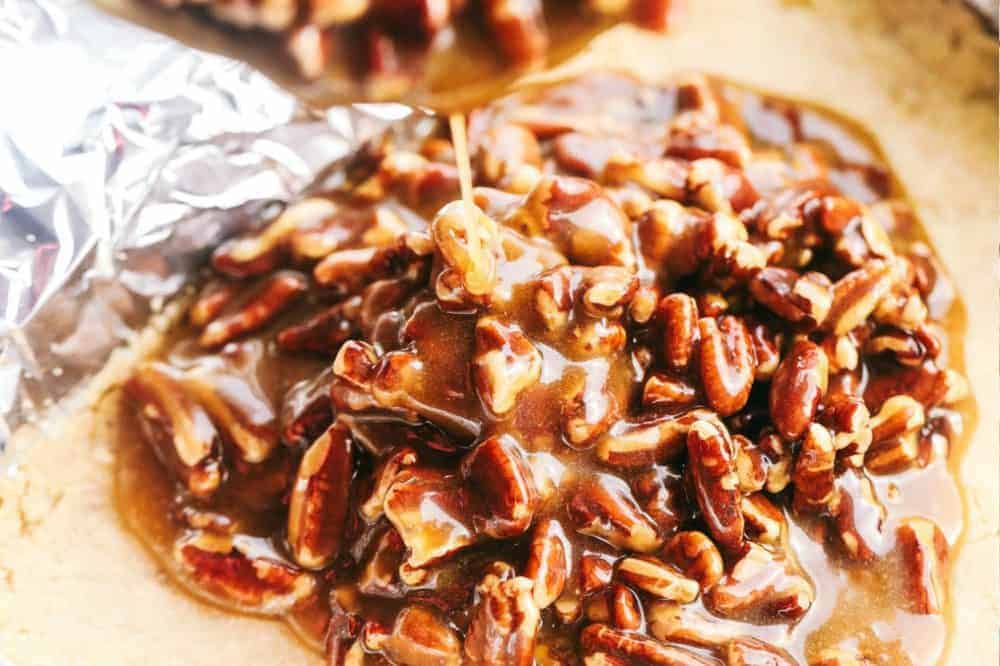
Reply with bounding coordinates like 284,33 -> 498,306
0,0 -> 428,464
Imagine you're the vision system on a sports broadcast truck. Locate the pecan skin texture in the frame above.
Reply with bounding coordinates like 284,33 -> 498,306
659,293 -> 699,373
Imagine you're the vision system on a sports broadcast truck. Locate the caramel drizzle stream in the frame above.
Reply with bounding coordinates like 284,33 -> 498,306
449,112 -> 475,208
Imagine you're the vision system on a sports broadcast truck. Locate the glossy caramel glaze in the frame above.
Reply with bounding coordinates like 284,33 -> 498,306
115,73 -> 974,665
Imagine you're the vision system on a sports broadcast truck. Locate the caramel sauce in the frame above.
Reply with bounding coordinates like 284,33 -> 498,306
113,74 -> 976,665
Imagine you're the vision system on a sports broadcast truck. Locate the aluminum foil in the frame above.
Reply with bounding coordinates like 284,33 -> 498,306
0,0 -> 429,464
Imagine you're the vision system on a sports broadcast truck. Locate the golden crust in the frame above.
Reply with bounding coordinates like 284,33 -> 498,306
1,1 -> 996,664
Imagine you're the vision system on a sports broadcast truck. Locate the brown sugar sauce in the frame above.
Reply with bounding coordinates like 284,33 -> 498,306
113,73 -> 975,665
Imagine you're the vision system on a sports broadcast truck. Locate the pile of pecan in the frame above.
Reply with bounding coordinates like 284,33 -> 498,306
151,0 -> 674,82
125,73 -> 968,665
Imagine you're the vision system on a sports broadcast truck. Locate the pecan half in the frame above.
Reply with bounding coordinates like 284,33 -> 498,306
568,473 -> 663,553
698,316 -> 756,416
375,605 -> 462,666
383,469 -> 477,568
769,339 -> 829,441
596,410 -> 713,469
126,362 -> 223,498
473,317 -> 543,416
523,518 -> 571,609
616,556 -> 699,603
897,517 -> 949,614
464,574 -> 540,666
662,531 -> 724,590
580,624 -> 717,665
462,434 -> 539,538
286,422 -> 353,569
825,259 -> 902,336
687,418 -> 744,553
705,543 -> 813,621
749,268 -> 833,329
174,532 -> 315,613
792,423 -> 837,513
199,271 -> 307,348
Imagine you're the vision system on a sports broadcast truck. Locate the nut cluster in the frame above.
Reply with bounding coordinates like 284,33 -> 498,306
125,73 -> 969,665
151,0 -> 675,84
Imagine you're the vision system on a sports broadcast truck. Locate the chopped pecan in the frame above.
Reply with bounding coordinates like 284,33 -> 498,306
705,543 -> 813,621
686,418 -> 744,553
483,0 -> 548,64
174,532 -> 315,613
667,111 -> 750,168
199,271 -> 308,348
616,556 -> 699,603
568,473 -> 663,553
383,469 -> 477,568
897,517 -> 949,614
769,339 -> 829,441
286,423 -> 353,569
747,318 -> 782,381
646,600 -> 744,647
819,394 -> 872,466
464,574 -> 540,666
473,317 -> 543,416
661,530 -> 723,590
580,554 -> 615,595
126,362 -> 223,498
733,434 -> 766,493
698,316 -> 756,416
523,518 -> 570,610
462,434 -> 539,538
